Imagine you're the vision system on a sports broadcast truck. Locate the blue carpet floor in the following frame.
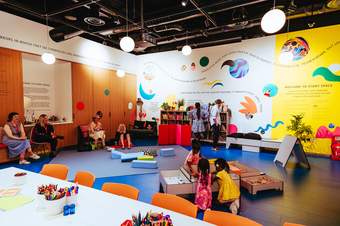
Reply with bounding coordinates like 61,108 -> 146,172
1,139 -> 340,226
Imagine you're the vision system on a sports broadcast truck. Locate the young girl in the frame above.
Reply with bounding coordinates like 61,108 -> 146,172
184,139 -> 201,175
115,123 -> 132,149
195,158 -> 212,211
214,158 -> 240,214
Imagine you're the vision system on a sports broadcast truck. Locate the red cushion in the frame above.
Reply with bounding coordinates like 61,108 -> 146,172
0,143 -> 7,149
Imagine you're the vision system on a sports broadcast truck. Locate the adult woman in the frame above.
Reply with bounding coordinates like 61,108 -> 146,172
89,111 -> 105,149
190,102 -> 206,140
31,114 -> 61,157
115,123 -> 131,149
2,112 -> 40,164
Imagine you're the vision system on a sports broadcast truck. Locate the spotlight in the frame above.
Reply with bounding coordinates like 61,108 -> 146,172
261,8 -> 286,34
181,0 -> 188,7
41,53 -> 56,65
117,69 -> 126,78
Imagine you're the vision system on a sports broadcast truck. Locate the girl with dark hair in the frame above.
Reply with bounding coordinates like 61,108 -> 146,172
2,112 -> 40,164
195,158 -> 212,211
189,102 -> 207,140
214,158 -> 240,214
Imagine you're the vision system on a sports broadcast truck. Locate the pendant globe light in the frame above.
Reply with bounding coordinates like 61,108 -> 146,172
120,0 -> 135,52
41,0 -> 56,64
117,69 -> 126,78
181,30 -> 192,56
261,0 -> 286,34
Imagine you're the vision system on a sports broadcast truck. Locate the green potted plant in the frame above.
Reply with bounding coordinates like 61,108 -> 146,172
160,102 -> 170,110
286,114 -> 314,143
178,99 -> 185,111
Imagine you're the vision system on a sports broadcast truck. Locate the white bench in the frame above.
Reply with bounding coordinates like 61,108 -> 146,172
226,137 -> 282,152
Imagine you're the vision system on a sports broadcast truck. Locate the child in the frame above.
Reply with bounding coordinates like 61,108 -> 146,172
195,158 -> 212,211
214,158 -> 240,214
184,139 -> 201,175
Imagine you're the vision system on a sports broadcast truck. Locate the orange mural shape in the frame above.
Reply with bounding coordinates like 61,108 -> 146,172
239,96 -> 257,119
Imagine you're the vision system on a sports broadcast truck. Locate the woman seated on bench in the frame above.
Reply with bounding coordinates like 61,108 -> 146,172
31,114 -> 63,157
115,123 -> 131,149
2,112 -> 40,164
89,111 -> 105,149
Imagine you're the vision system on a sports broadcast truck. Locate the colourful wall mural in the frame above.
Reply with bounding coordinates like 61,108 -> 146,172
137,24 -> 340,155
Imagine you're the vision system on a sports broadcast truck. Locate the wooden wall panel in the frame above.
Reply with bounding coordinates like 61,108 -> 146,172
72,63 -> 94,126
92,67 -> 112,139
0,47 -> 24,125
110,71 -> 125,136
124,74 -> 137,126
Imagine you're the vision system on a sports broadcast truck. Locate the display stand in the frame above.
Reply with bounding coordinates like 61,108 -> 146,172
274,135 -> 310,169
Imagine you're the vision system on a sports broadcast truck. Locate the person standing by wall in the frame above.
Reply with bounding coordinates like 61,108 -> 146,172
210,99 -> 222,151
189,102 -> 206,140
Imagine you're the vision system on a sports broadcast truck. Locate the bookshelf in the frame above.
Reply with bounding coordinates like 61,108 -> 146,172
160,110 -> 190,125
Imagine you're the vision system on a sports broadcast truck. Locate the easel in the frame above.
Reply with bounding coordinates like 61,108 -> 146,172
274,135 -> 310,169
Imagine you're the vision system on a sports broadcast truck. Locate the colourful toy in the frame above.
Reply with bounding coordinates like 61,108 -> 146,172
331,136 -> 340,160
137,155 -> 154,161
121,211 -> 173,226
121,152 -> 145,162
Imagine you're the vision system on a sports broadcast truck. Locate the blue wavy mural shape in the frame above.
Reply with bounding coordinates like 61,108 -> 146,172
211,82 -> 224,89
255,121 -> 284,134
139,83 -> 156,100
312,67 -> 340,82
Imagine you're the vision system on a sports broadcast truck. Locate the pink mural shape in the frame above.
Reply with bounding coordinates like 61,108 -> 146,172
228,124 -> 238,134
315,126 -> 340,138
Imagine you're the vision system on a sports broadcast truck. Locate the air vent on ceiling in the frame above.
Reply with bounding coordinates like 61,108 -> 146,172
84,17 -> 106,26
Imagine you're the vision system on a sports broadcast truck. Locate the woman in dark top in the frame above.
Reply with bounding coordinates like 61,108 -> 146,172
31,114 -> 59,156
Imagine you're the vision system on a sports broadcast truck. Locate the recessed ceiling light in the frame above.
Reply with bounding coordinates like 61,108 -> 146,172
181,0 -> 188,7
64,15 -> 77,21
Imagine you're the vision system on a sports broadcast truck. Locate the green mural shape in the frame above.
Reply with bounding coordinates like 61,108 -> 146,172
200,56 -> 209,67
104,89 -> 110,96
312,67 -> 340,82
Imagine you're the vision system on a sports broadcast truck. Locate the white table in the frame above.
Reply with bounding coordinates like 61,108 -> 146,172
0,167 -> 214,226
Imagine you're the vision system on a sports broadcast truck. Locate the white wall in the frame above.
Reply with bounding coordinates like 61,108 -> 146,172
22,53 -> 72,122
137,36 -> 276,138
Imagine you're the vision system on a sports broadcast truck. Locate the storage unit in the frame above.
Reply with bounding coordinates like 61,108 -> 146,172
160,110 -> 190,125
241,175 -> 284,195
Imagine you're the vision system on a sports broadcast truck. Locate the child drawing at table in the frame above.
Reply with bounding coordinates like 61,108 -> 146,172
184,139 -> 201,175
214,158 -> 240,214
195,158 -> 212,211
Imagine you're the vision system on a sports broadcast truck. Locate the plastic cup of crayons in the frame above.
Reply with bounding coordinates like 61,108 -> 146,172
66,185 -> 79,206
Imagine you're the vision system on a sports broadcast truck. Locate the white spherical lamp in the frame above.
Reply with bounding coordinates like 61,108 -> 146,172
279,51 -> 294,64
120,36 -> 135,52
181,45 -> 192,56
41,52 -> 56,64
117,69 -> 126,78
261,9 -> 286,34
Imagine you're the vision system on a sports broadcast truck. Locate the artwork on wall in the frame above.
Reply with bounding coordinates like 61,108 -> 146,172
199,56 -> 209,67
263,84 -> 278,97
205,80 -> 224,89
280,37 -> 310,62
255,121 -> 284,134
76,101 -> 85,111
221,58 -> 249,79
239,96 -> 257,119
104,88 -> 110,96
312,64 -> 340,82
139,83 -> 156,100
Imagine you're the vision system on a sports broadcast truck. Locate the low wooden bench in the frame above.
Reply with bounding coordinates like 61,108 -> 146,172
226,137 -> 282,152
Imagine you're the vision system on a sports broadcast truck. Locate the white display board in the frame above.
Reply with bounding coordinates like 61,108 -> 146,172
274,135 -> 310,168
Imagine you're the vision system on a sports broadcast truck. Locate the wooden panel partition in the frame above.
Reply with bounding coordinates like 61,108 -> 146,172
0,47 -> 137,148
0,48 -> 24,125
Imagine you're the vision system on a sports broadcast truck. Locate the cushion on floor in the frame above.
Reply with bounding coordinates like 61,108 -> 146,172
121,152 -> 144,162
160,148 -> 176,157
131,160 -> 158,169
110,149 -> 123,159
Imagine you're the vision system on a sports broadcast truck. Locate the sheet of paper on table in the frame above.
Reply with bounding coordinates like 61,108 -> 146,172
0,195 -> 34,211
0,188 -> 21,197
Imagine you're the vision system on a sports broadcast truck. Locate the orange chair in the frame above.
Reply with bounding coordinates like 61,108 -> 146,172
74,171 -> 96,187
283,223 -> 305,226
102,183 -> 139,200
40,164 -> 69,180
151,193 -> 197,218
203,209 -> 262,226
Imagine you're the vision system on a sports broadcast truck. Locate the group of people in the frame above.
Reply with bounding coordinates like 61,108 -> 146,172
189,99 -> 226,151
2,112 -> 61,164
88,111 -> 132,150
185,139 -> 240,214
2,110 -> 132,164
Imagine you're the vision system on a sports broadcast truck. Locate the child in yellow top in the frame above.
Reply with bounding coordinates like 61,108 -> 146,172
214,158 -> 240,214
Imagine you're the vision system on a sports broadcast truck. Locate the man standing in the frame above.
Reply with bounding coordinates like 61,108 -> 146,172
210,99 -> 222,151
